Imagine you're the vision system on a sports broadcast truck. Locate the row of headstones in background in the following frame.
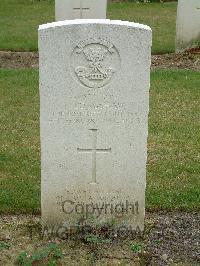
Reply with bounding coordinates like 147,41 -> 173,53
56,0 -> 199,53
39,20 -> 152,230
55,0 -> 107,21
176,0 -> 200,52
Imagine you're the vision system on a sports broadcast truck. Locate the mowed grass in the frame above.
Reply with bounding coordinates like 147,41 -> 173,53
0,0 -> 177,54
0,0 -> 54,51
0,70 -> 40,213
108,2 -> 177,54
0,69 -> 199,213
147,70 -> 200,210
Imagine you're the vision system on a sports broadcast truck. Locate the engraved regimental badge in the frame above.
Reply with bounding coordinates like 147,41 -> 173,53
71,38 -> 120,88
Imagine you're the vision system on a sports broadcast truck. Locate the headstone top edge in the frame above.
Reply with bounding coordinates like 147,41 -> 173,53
38,19 -> 152,32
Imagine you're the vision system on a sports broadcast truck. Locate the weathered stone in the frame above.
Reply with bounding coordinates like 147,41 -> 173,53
176,0 -> 200,52
39,20 -> 152,231
55,0 -> 107,21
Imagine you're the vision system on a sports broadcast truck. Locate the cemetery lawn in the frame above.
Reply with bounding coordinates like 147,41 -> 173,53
0,69 -> 199,214
0,0 -> 177,54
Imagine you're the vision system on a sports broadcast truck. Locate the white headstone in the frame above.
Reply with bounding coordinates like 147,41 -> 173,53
176,0 -> 200,52
39,20 -> 152,232
55,0 -> 107,21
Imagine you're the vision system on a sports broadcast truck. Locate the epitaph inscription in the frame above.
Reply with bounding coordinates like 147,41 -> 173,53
49,101 -> 140,125
71,38 -> 120,88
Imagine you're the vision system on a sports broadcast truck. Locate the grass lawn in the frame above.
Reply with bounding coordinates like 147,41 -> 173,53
0,0 -> 177,54
0,69 -> 199,213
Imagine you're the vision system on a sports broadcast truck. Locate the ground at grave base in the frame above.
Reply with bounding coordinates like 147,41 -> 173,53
0,50 -> 200,71
0,212 -> 199,266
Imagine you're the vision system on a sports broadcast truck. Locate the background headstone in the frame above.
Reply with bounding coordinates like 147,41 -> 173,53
55,0 -> 107,21
176,0 -> 200,52
39,20 -> 152,231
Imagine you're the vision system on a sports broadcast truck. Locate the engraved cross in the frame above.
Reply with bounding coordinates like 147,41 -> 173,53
73,0 -> 90,19
77,129 -> 111,184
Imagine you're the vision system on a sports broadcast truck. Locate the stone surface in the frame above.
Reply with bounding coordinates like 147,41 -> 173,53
176,0 -> 200,52
39,20 -> 152,231
55,0 -> 107,21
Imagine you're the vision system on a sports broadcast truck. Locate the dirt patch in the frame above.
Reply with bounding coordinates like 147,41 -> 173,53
0,50 -> 200,71
0,51 -> 39,69
151,51 -> 200,71
0,212 -> 199,265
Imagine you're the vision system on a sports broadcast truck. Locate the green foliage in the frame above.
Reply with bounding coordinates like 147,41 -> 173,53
154,239 -> 161,245
0,241 -> 10,250
130,242 -> 143,253
85,234 -> 111,245
17,252 -> 29,266
17,243 -> 63,266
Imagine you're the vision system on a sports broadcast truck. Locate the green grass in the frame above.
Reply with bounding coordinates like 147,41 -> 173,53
147,70 -> 200,210
108,2 -> 177,54
0,69 -> 40,213
0,0 -> 54,51
0,69 -> 199,213
0,0 -> 177,53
